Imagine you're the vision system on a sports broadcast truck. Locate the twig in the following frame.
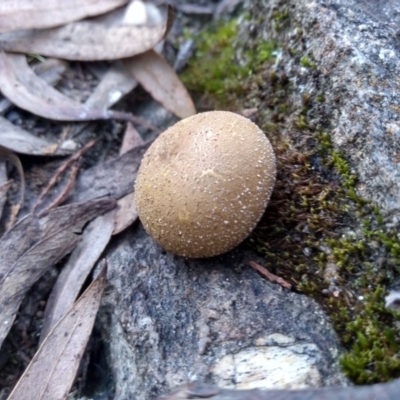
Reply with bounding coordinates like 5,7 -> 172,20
32,140 -> 96,213
45,161 -> 79,211
249,261 -> 292,289
107,110 -> 161,134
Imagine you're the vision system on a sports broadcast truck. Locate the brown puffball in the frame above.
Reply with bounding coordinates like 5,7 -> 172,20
135,111 -> 276,258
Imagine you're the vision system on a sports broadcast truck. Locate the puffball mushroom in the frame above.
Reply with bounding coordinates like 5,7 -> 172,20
135,111 -> 276,258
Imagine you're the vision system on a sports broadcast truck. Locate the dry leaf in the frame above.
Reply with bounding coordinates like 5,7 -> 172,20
85,61 -> 137,110
0,180 -> 11,222
40,212 -> 114,342
124,49 -> 196,119
0,116 -> 72,155
7,262 -> 107,400
0,51 -> 158,125
0,4 -> 173,61
120,122 -> 145,153
69,141 -> 151,203
113,123 -> 144,234
0,198 -> 116,348
0,57 -> 67,115
0,0 -> 129,33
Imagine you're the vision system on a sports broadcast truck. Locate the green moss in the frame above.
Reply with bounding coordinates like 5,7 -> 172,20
254,41 -> 278,64
272,9 -> 289,23
180,19 -> 245,106
300,55 -> 317,69
180,10 -> 400,385
180,18 -> 278,108
272,9 -> 289,31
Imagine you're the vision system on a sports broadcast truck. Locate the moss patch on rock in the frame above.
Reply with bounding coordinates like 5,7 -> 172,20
180,11 -> 400,385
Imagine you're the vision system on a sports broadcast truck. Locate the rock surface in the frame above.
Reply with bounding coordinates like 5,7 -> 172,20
249,0 -> 400,224
100,224 -> 346,400
95,0 -> 400,398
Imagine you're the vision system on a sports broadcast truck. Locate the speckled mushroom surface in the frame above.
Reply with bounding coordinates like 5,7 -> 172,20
135,111 -> 276,258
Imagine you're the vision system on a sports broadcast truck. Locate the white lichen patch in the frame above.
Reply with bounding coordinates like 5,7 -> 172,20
211,344 -> 322,390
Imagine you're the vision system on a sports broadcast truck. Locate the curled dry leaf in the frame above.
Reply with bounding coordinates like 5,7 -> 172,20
40,212 -> 114,342
85,61 -> 137,110
0,198 -> 116,349
113,123 -> 144,234
0,4 -> 173,61
0,0 -> 129,33
124,49 -> 196,119
69,141 -> 152,204
0,57 -> 67,115
7,262 -> 107,400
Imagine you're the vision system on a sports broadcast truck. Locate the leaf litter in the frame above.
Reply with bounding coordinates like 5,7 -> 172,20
0,116 -> 73,156
32,139 -> 96,214
0,51 -> 157,127
0,0 -> 199,396
0,0 -> 129,33
124,49 -> 196,119
0,198 -> 116,349
0,3 -> 173,61
0,145 -> 25,229
39,214 -> 114,342
0,161 -> 8,216
0,57 -> 67,115
0,180 -> 11,213
68,141 -> 152,204
85,61 -> 137,110
113,122 -> 144,235
7,261 -> 108,400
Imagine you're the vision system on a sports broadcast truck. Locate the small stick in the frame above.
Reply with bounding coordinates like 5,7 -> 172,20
249,260 -> 292,290
32,140 -> 96,213
45,161 -> 79,211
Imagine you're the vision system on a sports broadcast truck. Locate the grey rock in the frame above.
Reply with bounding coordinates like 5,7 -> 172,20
249,0 -> 400,222
95,0 -> 400,398
100,225 -> 346,400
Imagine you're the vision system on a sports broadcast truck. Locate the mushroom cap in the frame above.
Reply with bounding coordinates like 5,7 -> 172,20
135,111 -> 276,258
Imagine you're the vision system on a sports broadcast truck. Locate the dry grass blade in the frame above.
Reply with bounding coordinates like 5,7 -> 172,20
0,145 -> 25,229
69,141 -> 152,203
40,212 -> 114,342
85,61 -> 137,110
124,49 -> 196,119
113,123 -> 144,234
0,51 -> 160,127
0,0 -> 129,33
7,261 -> 108,400
0,116 -> 72,155
0,198 -> 116,349
0,5 -> 173,61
